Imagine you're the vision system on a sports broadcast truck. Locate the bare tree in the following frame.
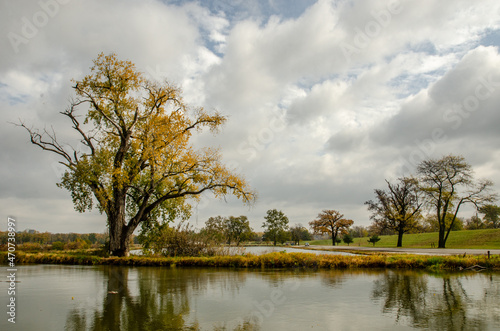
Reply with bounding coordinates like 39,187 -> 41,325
365,177 -> 423,247
417,155 -> 496,248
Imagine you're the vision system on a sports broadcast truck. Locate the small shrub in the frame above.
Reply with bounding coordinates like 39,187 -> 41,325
51,241 -> 65,250
368,235 -> 381,246
65,241 -> 78,250
64,239 -> 90,250
140,222 -> 229,257
17,242 -> 44,252
343,234 -> 354,246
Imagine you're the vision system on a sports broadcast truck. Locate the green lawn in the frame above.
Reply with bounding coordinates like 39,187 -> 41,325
307,229 -> 500,249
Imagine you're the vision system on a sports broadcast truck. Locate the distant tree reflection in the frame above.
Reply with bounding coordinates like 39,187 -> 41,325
371,271 -> 499,330
372,270 -> 428,326
65,267 -> 258,331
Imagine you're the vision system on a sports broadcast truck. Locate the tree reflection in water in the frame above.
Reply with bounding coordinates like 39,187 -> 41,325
65,266 -> 259,331
63,266 -> 500,330
372,270 -> 429,326
372,271 -> 500,330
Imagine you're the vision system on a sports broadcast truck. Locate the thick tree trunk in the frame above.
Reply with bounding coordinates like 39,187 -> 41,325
331,234 -> 336,246
397,231 -> 404,247
108,202 -> 130,257
438,227 -> 446,248
109,223 -> 130,257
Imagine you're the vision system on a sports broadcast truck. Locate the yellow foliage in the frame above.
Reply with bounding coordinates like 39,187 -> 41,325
56,53 -> 256,242
24,52 -> 256,256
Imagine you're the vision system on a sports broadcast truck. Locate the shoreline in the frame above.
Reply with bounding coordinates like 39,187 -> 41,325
2,250 -> 499,271
293,245 -> 500,256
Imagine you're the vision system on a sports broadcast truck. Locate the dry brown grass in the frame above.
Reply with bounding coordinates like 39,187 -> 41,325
2,250 -> 499,271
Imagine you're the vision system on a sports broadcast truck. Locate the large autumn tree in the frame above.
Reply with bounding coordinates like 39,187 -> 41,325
417,155 -> 496,248
20,53 -> 256,256
365,177 -> 423,247
309,210 -> 353,246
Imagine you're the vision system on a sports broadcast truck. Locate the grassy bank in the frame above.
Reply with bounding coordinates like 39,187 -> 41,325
309,229 -> 500,249
2,250 -> 499,271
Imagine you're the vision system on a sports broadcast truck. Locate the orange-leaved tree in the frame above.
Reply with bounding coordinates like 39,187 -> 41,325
20,53 -> 256,256
309,209 -> 353,246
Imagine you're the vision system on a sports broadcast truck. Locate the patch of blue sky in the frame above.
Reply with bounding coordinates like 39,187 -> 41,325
478,29 -> 500,48
209,0 -> 316,22
430,36 -> 483,59
407,40 -> 438,55
388,70 -> 443,99
294,75 -> 334,91
1,93 -> 29,106
38,74 -> 54,84
163,0 -> 316,24
198,31 -> 225,56
164,0 -> 320,57
8,95 -> 29,105
382,42 -> 437,66
343,64 -> 376,82
0,81 -> 28,105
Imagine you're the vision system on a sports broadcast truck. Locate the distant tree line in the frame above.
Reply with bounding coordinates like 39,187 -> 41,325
0,230 -> 117,251
0,231 -> 109,246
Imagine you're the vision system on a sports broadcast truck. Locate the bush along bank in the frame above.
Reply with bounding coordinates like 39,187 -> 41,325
2,251 -> 500,271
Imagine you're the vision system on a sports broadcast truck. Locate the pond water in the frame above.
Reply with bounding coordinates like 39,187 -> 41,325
1,265 -> 499,330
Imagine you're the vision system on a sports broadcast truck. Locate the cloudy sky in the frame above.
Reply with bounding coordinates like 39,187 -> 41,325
1,0 -> 500,234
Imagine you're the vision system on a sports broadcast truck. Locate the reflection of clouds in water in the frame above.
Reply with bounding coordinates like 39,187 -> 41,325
371,271 -> 499,330
8,265 -> 498,330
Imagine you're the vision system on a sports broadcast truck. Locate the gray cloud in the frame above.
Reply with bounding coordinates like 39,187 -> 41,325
1,0 -> 500,233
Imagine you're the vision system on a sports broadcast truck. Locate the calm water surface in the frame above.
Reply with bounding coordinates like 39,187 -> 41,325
1,265 -> 499,330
